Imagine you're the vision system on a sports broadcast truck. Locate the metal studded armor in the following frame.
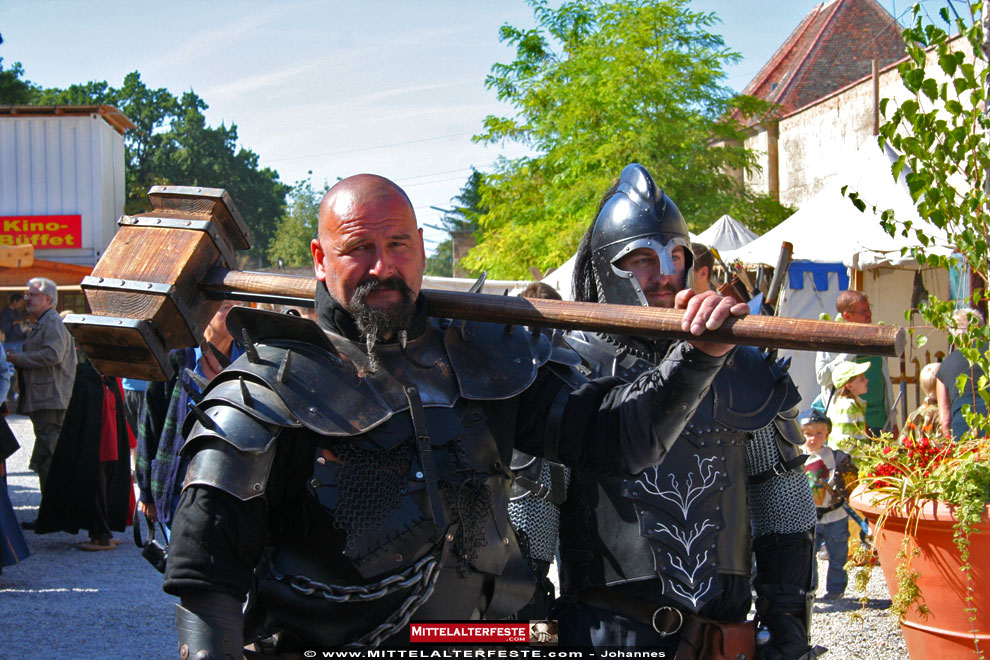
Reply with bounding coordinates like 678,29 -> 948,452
165,300 -> 725,654
559,331 -> 816,614
175,307 -> 572,647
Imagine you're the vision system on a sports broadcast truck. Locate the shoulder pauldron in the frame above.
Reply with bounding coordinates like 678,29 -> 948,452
186,308 -> 555,442
710,346 -> 802,431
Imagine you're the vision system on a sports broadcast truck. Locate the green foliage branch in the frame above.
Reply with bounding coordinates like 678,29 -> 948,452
464,0 -> 791,279
426,170 -> 485,277
267,176 -> 330,268
846,3 -> 990,653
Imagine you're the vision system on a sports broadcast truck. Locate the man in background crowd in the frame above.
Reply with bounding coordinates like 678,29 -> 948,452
815,291 -> 894,434
691,242 -> 714,294
0,293 -> 27,351
9,278 -> 77,502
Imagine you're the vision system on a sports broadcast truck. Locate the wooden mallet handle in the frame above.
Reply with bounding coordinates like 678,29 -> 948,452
202,267 -> 905,358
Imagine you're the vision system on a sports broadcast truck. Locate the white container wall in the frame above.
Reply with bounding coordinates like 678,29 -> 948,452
0,109 -> 128,266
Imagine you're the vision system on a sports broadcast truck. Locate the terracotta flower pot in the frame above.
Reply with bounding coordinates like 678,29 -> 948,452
849,486 -> 990,658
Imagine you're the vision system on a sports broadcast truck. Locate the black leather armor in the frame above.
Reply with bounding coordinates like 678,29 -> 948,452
165,304 -> 725,652
560,331 -> 806,614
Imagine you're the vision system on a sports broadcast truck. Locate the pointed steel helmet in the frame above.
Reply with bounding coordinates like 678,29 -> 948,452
590,163 -> 692,306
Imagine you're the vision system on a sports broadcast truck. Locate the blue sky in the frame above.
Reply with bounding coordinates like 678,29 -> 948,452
1,0 -> 903,252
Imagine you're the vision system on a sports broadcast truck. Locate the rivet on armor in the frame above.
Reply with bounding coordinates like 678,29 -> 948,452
179,644 -> 189,660
407,386 -> 417,395
316,456 -> 326,465
446,533 -> 455,542
253,483 -> 262,491
395,554 -> 403,563
415,471 -> 424,479
196,650 -> 210,660
494,461 -> 501,470
503,537 -> 509,545
310,479 -> 320,488
399,488 -> 406,495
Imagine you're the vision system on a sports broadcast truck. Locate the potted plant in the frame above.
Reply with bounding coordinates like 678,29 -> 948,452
843,1 -> 990,657
848,433 -> 990,656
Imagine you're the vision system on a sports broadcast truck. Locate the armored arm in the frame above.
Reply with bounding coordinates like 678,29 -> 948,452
164,363 -> 303,656
554,341 -> 724,475
175,591 -> 244,660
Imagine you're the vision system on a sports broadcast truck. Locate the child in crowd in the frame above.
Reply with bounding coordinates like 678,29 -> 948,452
827,361 -> 871,452
903,362 -> 942,442
801,408 -> 856,600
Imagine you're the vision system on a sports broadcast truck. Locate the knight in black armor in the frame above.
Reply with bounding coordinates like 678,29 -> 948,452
556,164 -> 819,659
161,173 -> 747,657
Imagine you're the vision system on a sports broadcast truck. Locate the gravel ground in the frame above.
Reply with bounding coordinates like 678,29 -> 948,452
1,414 -> 177,660
1,414 -> 908,659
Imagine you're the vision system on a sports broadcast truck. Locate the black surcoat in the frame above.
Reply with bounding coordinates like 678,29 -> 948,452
559,331 -> 806,614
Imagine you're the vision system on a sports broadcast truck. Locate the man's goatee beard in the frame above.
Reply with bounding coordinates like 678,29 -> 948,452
346,276 -> 417,370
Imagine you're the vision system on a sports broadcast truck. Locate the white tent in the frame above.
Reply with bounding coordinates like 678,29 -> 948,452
720,138 -> 954,418
694,214 -> 759,251
719,139 -> 952,268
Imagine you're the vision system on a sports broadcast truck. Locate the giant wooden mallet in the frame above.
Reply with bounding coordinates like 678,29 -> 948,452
65,186 -> 905,381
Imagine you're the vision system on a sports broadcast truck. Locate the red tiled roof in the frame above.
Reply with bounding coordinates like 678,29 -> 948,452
742,0 -> 905,120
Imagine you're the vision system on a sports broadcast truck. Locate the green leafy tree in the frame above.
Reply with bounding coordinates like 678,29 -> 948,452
268,176 -> 329,267
29,73 -> 288,263
426,170 -> 485,277
466,0 -> 789,278
0,58 -> 36,103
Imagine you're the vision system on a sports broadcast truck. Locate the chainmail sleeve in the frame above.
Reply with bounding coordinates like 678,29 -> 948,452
746,424 -> 817,538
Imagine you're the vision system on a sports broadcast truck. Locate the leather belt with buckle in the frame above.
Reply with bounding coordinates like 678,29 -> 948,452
576,588 -> 685,636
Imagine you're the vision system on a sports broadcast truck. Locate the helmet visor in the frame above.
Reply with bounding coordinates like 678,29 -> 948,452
609,235 -> 690,279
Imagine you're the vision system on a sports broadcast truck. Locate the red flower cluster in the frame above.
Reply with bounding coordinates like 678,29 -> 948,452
867,433 -> 957,488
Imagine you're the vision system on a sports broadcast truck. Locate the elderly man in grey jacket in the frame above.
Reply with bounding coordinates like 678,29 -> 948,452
9,277 -> 77,493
